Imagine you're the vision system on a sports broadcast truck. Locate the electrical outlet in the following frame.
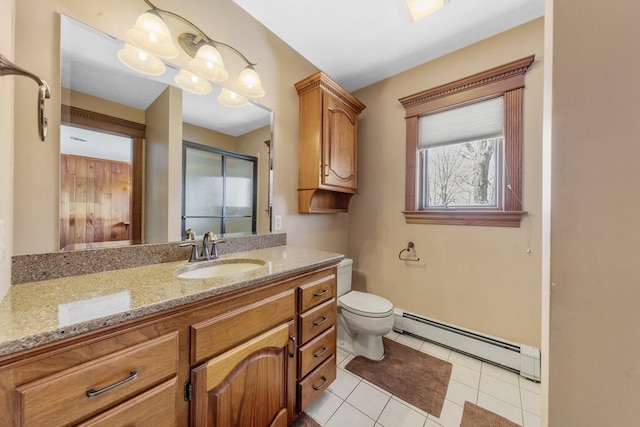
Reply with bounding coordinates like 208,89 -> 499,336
274,215 -> 282,231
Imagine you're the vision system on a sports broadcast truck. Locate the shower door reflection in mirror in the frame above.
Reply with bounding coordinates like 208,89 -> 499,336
182,142 -> 257,237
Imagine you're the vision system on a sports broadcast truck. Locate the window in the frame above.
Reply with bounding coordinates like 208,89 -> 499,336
399,55 -> 534,227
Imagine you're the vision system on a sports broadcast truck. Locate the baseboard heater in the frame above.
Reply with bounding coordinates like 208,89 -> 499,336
394,309 -> 541,382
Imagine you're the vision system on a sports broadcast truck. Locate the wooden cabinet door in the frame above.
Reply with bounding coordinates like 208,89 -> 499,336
191,322 -> 295,427
322,93 -> 358,191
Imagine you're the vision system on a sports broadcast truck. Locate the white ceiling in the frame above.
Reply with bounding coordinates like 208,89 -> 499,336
233,0 -> 544,92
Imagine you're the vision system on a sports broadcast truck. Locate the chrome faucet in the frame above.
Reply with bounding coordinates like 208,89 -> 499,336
209,233 -> 227,260
180,228 -> 202,262
181,230 -> 226,262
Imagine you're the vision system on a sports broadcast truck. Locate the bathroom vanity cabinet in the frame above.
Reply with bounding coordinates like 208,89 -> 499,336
0,264 -> 338,426
295,72 -> 366,213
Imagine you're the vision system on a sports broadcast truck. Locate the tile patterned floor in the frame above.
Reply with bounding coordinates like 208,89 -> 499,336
306,331 -> 541,427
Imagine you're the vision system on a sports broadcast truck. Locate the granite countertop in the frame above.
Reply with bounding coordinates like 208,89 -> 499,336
0,246 -> 343,358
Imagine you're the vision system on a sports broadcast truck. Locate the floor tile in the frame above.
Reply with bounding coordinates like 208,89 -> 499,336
336,348 -> 350,365
384,330 -> 400,340
346,381 -> 391,420
477,392 -> 523,426
445,379 -> 478,407
419,341 -> 451,360
395,333 -> 424,349
308,338 -> 540,427
338,353 -> 355,369
479,374 -> 521,408
426,399 -> 463,427
482,362 -> 520,386
361,378 -> 392,397
449,351 -> 482,371
327,367 -> 361,399
325,402 -> 375,427
521,388 -> 541,416
450,363 -> 481,389
377,398 -> 427,427
305,390 -> 343,425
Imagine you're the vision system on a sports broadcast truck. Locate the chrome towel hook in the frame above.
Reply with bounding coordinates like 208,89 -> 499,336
0,54 -> 51,141
398,241 -> 420,262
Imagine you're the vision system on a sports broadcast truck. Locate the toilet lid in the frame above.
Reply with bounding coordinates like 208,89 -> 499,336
339,291 -> 393,318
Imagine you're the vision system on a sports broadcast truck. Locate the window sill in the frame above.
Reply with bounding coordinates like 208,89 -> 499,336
402,210 -> 526,227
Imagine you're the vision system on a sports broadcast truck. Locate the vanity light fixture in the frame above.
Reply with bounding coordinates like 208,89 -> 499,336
404,0 -> 449,21
118,0 -> 265,101
218,88 -> 248,108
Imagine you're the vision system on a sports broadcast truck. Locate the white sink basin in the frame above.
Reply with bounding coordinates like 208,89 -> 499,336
175,259 -> 265,279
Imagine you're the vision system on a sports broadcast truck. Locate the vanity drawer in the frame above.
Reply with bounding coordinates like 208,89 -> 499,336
298,326 -> 336,378
15,332 -> 179,427
298,270 -> 336,312
299,298 -> 336,344
76,378 -> 177,427
191,289 -> 295,364
298,353 -> 336,412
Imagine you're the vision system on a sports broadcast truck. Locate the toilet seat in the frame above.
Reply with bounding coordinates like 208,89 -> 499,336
339,291 -> 393,318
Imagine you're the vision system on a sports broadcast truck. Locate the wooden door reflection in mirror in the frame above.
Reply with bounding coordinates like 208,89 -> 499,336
60,106 -> 144,250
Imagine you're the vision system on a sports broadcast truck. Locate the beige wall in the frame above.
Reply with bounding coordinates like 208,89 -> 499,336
351,18 -> 544,347
237,126 -> 272,235
144,86 -> 182,243
0,0 -> 15,298
12,0 -> 353,256
548,1 -> 640,425
62,88 -> 146,124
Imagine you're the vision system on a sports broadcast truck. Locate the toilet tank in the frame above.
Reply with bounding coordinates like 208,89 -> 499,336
337,258 -> 353,297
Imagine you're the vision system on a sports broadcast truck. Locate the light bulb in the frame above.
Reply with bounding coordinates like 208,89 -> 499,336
126,10 -> 178,59
235,66 -> 265,98
190,44 -> 229,83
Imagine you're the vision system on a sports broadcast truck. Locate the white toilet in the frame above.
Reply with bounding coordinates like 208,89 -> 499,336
336,258 -> 394,360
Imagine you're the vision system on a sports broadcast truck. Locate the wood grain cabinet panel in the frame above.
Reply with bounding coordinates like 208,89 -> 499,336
298,354 -> 336,412
15,332 -> 178,426
295,72 -> 365,213
299,298 -> 336,344
298,271 -> 336,312
191,290 -> 295,364
76,378 -> 178,427
190,322 -> 295,427
298,326 -> 336,379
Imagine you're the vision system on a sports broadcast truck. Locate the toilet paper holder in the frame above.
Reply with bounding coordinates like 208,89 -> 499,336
398,242 -> 420,262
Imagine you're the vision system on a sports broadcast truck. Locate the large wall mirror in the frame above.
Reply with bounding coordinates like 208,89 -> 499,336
59,15 -> 273,250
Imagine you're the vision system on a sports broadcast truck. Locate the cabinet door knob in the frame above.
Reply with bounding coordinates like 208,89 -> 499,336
324,164 -> 329,177
86,369 -> 138,398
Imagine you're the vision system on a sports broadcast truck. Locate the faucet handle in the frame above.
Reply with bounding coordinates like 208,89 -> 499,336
184,228 -> 196,241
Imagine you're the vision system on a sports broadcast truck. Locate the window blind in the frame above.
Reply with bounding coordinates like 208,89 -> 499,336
418,96 -> 504,148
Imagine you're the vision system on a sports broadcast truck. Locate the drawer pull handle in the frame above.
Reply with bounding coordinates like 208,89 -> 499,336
86,369 -> 138,398
313,346 -> 329,358
312,376 -> 328,391
313,316 -> 329,327
288,336 -> 296,358
313,289 -> 328,297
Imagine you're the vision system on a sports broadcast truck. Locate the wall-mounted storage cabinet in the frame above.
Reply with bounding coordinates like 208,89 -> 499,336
295,72 -> 366,213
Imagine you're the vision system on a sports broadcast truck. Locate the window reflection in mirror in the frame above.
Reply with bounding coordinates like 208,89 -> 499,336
60,14 -> 274,249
